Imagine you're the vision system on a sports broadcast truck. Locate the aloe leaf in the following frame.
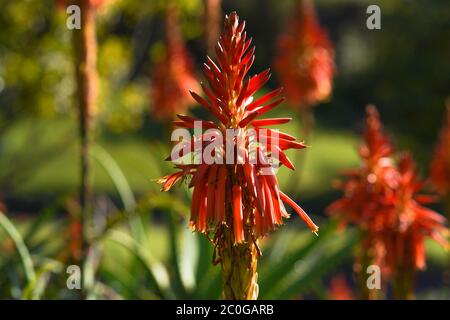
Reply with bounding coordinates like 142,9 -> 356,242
92,145 -> 146,243
266,228 -> 358,299
259,219 -> 338,293
179,224 -> 198,293
107,230 -> 172,299
21,260 -> 63,300
23,205 -> 57,246
167,210 -> 187,298
0,211 -> 36,288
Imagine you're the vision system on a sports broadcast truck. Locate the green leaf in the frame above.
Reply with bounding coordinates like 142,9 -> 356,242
21,260 -> 63,300
265,228 -> 358,299
178,224 -> 198,293
92,144 -> 146,243
259,219 -> 339,294
106,230 -> 172,299
0,211 -> 36,289
167,211 -> 187,298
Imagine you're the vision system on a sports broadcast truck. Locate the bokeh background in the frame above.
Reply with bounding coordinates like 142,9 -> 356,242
0,0 -> 449,299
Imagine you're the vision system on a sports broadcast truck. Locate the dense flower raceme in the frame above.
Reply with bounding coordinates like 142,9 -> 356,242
274,0 -> 334,108
328,106 -> 448,277
158,12 -> 318,244
430,106 -> 450,195
150,6 -> 200,120
327,106 -> 399,228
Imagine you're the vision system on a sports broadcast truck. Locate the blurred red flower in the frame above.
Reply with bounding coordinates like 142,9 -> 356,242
327,106 -> 399,228
328,275 -> 354,300
274,0 -> 335,108
150,6 -> 199,121
328,106 -> 448,297
430,106 -> 450,195
158,12 -> 318,243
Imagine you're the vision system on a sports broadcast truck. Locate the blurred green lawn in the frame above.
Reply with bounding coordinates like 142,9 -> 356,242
0,108 -> 361,200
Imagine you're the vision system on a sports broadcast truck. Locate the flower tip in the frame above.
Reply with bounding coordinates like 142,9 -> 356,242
229,11 -> 238,19
310,224 -> 319,235
297,140 -> 310,148
365,104 -> 379,117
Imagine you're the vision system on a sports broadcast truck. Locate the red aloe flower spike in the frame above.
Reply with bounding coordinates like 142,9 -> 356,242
274,0 -> 335,109
328,105 -> 449,300
326,105 -> 399,299
158,12 -> 316,300
150,5 -> 199,120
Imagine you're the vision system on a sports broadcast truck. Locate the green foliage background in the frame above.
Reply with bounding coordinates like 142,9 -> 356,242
0,0 -> 449,299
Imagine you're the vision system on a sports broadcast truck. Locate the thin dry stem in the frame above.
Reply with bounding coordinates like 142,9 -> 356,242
71,0 -> 98,268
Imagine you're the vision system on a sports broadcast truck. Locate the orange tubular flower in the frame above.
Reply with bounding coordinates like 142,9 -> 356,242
150,6 -> 199,120
158,12 -> 317,300
274,0 -> 334,109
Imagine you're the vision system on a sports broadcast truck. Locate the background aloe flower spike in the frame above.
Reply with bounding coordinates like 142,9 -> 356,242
158,11 -> 318,300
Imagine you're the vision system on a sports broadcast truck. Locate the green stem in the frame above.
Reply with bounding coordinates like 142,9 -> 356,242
0,211 -> 36,286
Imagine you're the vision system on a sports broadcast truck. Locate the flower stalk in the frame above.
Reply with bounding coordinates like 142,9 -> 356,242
216,222 -> 259,300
